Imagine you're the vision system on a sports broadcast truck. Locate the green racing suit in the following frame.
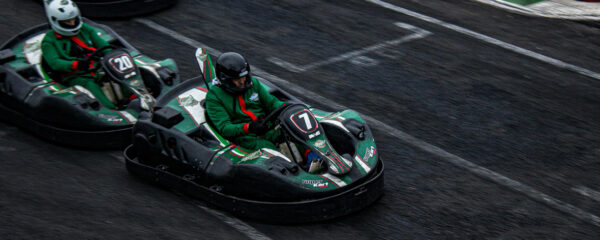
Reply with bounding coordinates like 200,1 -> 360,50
205,77 -> 285,151
41,23 -> 117,108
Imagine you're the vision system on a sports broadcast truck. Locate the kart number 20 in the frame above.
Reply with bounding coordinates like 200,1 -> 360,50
113,55 -> 134,72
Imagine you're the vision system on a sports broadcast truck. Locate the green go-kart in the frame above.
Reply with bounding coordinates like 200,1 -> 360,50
124,48 -> 384,223
0,18 -> 180,149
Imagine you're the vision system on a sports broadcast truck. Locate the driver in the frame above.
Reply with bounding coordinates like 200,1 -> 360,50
41,0 -> 116,109
205,52 -> 286,151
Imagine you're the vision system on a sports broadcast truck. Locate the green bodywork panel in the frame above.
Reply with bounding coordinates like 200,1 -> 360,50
8,42 -> 29,70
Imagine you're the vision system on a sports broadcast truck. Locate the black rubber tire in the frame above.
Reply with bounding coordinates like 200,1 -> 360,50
47,0 -> 178,19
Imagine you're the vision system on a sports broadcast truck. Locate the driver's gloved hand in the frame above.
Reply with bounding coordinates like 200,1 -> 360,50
75,59 -> 91,71
248,120 -> 269,135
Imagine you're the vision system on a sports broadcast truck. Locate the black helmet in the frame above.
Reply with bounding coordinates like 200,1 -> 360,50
216,52 -> 252,95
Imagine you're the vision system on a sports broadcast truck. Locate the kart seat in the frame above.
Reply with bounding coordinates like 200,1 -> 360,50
201,100 -> 235,147
201,100 -> 220,135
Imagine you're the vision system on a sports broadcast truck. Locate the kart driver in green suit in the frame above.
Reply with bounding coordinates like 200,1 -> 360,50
41,0 -> 118,109
205,52 -> 286,151
206,52 -> 324,172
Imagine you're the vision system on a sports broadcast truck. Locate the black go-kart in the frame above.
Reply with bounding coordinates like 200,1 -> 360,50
36,0 -> 178,18
123,48 -> 384,223
0,18 -> 180,149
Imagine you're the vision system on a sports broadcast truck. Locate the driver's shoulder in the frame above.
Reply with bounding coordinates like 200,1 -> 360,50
78,23 -> 99,36
250,76 -> 261,85
249,77 -> 266,91
80,22 -> 94,30
206,86 -> 230,102
41,30 -> 57,43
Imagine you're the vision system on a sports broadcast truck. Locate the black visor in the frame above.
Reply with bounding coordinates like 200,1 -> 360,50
58,17 -> 80,30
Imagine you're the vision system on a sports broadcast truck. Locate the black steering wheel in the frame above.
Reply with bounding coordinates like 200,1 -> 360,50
261,103 -> 301,125
84,45 -> 117,72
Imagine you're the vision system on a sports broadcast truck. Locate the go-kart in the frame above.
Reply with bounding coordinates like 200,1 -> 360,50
0,18 -> 180,149
36,0 -> 178,19
124,48 -> 384,223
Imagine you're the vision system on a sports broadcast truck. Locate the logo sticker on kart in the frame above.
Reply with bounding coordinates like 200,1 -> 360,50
290,110 -> 318,133
302,179 -> 329,188
308,130 -> 321,139
52,88 -> 74,94
109,54 -> 135,73
179,95 -> 199,107
363,146 -> 376,162
129,80 -> 141,87
241,151 -> 261,161
314,140 -> 326,148
98,114 -> 122,123
124,72 -> 137,79
240,150 -> 273,162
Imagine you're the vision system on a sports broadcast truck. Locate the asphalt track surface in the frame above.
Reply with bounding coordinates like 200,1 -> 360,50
1,0 -> 599,239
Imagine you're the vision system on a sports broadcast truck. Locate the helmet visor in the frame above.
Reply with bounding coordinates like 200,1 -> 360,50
221,76 -> 252,95
221,69 -> 248,81
58,17 -> 80,30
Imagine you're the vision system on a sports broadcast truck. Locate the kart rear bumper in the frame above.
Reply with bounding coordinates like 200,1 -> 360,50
0,102 -> 132,149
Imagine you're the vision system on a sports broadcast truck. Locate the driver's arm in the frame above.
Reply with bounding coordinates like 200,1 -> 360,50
41,40 -> 78,73
206,91 -> 248,138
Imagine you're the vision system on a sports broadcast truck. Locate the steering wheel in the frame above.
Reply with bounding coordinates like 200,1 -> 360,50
83,45 -> 117,72
261,103 -> 302,125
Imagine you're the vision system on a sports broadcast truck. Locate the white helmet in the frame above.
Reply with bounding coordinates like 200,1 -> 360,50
45,0 -> 82,37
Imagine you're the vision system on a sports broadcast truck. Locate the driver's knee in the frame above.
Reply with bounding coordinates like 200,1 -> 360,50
69,77 -> 94,86
77,80 -> 116,109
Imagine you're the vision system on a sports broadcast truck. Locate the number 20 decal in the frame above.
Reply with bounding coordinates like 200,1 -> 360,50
110,54 -> 134,73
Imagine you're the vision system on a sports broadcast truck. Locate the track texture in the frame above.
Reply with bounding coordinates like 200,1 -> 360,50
1,0 -> 599,239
